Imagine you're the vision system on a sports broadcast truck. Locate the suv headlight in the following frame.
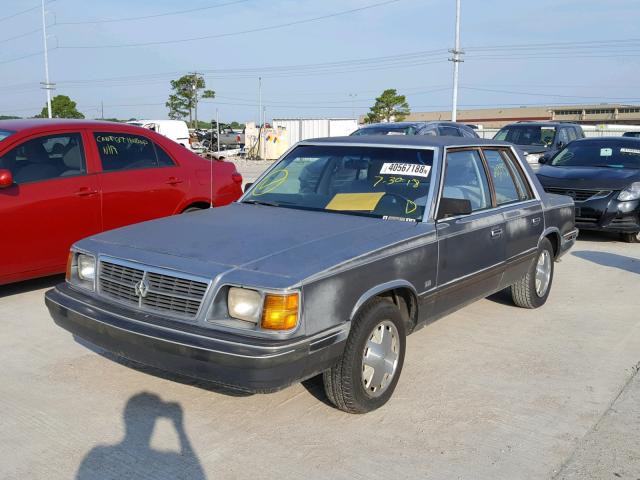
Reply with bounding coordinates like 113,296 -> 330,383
617,182 -> 640,201
227,287 -> 299,331
66,251 -> 96,291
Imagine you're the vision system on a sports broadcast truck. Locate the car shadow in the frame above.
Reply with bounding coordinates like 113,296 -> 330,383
301,374 -> 334,407
577,230 -> 623,243
76,392 -> 207,480
0,274 -> 63,299
572,251 -> 640,275
74,336 -> 252,397
486,288 -> 515,307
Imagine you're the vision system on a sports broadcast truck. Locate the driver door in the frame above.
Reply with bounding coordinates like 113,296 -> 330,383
433,148 -> 505,316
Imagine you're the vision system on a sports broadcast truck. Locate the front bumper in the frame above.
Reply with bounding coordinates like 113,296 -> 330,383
574,196 -> 640,233
45,284 -> 347,393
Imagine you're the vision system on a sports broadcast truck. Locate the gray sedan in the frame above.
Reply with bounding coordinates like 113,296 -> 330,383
46,136 -> 577,413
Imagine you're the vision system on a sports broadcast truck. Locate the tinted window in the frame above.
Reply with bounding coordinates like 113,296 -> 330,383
95,133 -> 158,172
483,150 -> 521,205
460,127 -> 477,138
352,126 -> 417,136
566,127 -> 577,142
0,130 -> 14,142
551,140 -> 640,169
494,125 -> 556,146
441,150 -> 491,212
557,128 -> 570,145
439,126 -> 461,137
154,144 -> 176,167
0,133 -> 85,184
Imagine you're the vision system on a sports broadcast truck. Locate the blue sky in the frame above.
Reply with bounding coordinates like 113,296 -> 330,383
1,0 -> 639,123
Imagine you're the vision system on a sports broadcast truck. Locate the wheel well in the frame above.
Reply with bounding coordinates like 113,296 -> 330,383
181,201 -> 211,212
375,287 -> 418,334
545,232 -> 560,258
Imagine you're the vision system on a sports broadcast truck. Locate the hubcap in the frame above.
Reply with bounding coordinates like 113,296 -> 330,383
361,320 -> 400,398
535,250 -> 552,297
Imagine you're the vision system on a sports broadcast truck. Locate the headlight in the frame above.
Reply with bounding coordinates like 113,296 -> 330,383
226,287 -> 300,330
617,182 -> 640,201
66,251 -> 96,291
228,287 -> 262,323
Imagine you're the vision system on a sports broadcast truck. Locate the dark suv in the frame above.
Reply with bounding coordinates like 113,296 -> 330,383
494,122 -> 584,165
352,121 -> 479,138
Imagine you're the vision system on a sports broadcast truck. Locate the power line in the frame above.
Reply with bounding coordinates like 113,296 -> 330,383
58,0 -> 404,49
55,0 -> 250,25
0,27 -> 42,45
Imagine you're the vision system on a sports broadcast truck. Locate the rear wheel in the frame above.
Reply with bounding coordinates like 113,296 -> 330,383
621,232 -> 640,243
510,237 -> 555,309
323,298 -> 406,414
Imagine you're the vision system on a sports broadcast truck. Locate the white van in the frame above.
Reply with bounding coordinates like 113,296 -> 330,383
127,120 -> 191,149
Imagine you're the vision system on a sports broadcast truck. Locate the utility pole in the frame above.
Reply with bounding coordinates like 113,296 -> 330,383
40,0 -> 53,118
100,100 -> 104,119
216,108 -> 220,154
192,72 -> 199,129
258,76 -> 262,127
449,0 -> 463,122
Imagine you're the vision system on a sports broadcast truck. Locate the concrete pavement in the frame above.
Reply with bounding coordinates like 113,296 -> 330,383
1,233 -> 639,479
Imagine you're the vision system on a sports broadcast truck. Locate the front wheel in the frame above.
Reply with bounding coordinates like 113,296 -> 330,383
323,298 -> 406,414
510,237 -> 555,309
621,231 -> 640,243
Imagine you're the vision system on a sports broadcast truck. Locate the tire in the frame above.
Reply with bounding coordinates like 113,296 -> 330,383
510,237 -> 555,309
323,298 -> 406,414
621,232 -> 640,243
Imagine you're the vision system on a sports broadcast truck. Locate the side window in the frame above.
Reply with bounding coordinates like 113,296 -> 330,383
94,133 -> 158,172
565,127 -> 577,142
0,133 -> 85,185
557,128 -> 570,145
154,144 -> 176,167
460,127 -> 477,138
441,150 -> 491,212
483,149 -> 521,205
439,126 -> 461,137
501,150 -> 533,200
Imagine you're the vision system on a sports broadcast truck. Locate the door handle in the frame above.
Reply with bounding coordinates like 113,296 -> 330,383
166,177 -> 183,185
490,227 -> 503,238
532,217 -> 541,225
74,187 -> 98,197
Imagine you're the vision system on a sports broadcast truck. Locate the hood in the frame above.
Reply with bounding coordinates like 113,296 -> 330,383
78,203 -> 424,287
536,165 -> 640,190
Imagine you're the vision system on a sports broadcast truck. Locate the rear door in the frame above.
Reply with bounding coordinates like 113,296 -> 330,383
0,130 -> 101,282
482,148 -> 543,288
433,148 -> 506,315
90,130 -> 189,232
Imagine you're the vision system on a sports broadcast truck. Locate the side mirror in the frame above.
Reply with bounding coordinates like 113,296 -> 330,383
437,197 -> 472,220
0,169 -> 13,189
538,155 -> 549,164
243,182 -> 253,193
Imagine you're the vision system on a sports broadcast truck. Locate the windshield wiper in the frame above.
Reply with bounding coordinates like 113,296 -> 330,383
242,199 -> 280,207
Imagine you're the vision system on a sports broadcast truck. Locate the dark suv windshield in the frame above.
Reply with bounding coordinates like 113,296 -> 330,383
551,141 -> 640,169
243,145 -> 434,221
494,125 -> 556,146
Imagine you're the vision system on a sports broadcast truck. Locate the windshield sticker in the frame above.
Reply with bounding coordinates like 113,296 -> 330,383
252,169 -> 289,196
621,148 -> 640,155
383,215 -> 416,222
600,148 -> 613,157
379,163 -> 431,178
373,176 -> 420,189
385,132 -> 406,136
325,192 -> 385,211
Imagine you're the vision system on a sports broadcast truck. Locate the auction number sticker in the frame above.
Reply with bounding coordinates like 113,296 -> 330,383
379,163 -> 431,178
621,148 -> 640,155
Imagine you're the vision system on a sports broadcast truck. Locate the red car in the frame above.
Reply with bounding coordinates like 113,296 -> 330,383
0,119 -> 243,285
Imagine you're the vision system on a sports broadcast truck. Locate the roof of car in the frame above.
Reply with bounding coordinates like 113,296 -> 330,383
358,121 -> 473,129
0,118 -> 133,132
302,135 -> 512,148
503,122 -> 581,127
572,136 -> 640,144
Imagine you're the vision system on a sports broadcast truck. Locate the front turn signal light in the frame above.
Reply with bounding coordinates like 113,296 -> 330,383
261,293 -> 299,330
65,252 -> 73,282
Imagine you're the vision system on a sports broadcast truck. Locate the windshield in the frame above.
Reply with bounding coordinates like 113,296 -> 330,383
551,141 -> 640,169
243,145 -> 434,221
352,126 -> 417,136
494,125 -> 556,146
0,130 -> 15,142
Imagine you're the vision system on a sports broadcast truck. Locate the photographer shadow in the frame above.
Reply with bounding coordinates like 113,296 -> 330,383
76,392 -> 206,480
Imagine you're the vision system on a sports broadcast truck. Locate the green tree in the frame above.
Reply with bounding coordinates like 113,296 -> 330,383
166,74 -> 215,127
365,89 -> 410,123
37,95 -> 84,119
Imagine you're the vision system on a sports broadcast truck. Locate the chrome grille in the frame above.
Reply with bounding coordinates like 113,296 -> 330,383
98,260 -> 208,318
544,187 -> 611,202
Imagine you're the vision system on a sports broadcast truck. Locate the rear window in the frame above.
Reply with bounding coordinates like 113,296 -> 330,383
0,130 -> 15,142
494,125 -> 556,146
352,126 -> 417,136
